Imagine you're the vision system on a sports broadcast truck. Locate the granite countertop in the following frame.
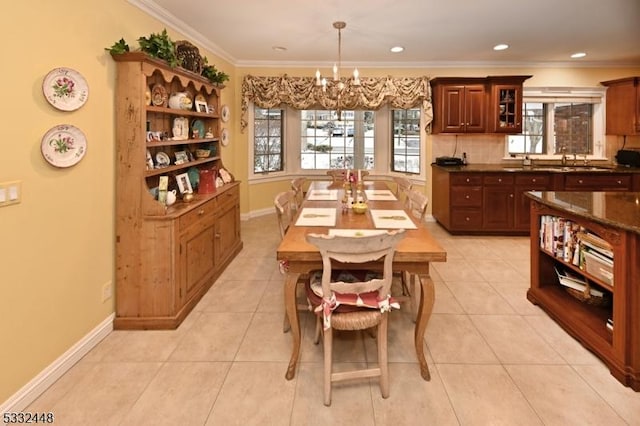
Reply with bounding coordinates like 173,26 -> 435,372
526,191 -> 640,235
432,163 -> 640,173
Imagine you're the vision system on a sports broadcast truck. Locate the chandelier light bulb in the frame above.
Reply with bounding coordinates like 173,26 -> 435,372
315,69 -> 321,86
333,63 -> 338,81
353,68 -> 360,85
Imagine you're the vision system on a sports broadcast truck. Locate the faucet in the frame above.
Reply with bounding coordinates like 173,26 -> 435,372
561,154 -> 568,166
582,154 -> 589,166
572,153 -> 577,166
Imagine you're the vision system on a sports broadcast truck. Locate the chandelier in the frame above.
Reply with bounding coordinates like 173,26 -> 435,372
315,21 -> 361,118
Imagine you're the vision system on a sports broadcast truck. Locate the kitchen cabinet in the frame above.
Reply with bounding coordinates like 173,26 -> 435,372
112,52 -> 242,330
527,192 -> 640,391
431,75 -> 530,134
601,77 -> 640,135
482,174 -> 515,230
487,76 -> 531,133
563,174 -> 632,191
431,78 -> 487,133
514,174 -> 553,231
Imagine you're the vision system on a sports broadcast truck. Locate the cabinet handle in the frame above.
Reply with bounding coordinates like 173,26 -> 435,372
510,193 -> 514,198
198,209 -> 205,215
617,180 -> 622,185
215,233 -> 221,238
498,178 -> 502,182
465,195 -> 470,199
532,178 -> 536,183
578,179 -> 583,184
465,217 -> 470,221
466,178 -> 470,183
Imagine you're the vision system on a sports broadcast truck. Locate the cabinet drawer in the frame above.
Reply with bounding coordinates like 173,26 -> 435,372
179,198 -> 217,232
564,174 -> 631,191
451,174 -> 482,186
451,208 -> 483,228
451,186 -> 482,206
217,185 -> 239,211
515,174 -> 551,186
483,175 -> 514,185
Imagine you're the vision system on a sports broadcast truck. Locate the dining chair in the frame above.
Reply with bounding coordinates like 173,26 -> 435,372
393,176 -> 413,202
400,188 -> 429,317
326,169 -> 369,183
274,190 -> 309,332
305,229 -> 405,406
290,177 -> 307,210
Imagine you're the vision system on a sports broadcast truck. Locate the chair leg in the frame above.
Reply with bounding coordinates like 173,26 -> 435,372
323,327 -> 333,406
378,314 -> 390,399
282,312 -> 291,333
314,315 -> 321,345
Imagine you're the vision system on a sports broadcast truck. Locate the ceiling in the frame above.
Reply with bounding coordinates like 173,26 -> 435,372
137,0 -> 640,68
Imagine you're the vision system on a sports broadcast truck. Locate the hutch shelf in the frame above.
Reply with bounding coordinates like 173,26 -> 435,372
112,52 -> 242,329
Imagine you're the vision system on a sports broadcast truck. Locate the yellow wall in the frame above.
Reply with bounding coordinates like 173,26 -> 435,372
0,0 -> 234,403
1,0 -> 639,405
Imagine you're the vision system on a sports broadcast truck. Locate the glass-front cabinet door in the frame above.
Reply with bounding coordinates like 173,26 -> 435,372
487,76 -> 531,134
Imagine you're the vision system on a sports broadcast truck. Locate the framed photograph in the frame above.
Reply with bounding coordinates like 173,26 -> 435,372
176,172 -> 193,194
195,100 -> 208,113
174,150 -> 188,165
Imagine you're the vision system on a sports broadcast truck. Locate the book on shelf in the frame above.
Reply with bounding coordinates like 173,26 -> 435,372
606,318 -> 614,331
554,266 -> 604,297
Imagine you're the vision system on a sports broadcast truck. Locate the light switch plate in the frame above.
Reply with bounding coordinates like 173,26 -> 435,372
0,180 -> 21,207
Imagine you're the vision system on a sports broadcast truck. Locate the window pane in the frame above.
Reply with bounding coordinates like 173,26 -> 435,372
300,110 -> 374,170
554,103 -> 592,155
391,108 -> 421,173
508,103 -> 544,155
254,107 -> 284,173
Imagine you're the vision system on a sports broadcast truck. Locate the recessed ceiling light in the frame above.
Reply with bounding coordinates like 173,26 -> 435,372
390,46 -> 404,53
272,46 -> 287,52
493,44 -> 509,51
571,52 -> 587,58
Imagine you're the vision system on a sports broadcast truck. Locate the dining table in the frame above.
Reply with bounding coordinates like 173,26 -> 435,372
276,179 -> 447,381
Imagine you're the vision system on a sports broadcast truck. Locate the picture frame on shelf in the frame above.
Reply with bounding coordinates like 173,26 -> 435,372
195,100 -> 208,113
174,150 -> 189,165
176,172 -> 193,194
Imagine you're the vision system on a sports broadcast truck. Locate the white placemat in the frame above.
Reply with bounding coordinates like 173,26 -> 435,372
370,209 -> 417,229
364,189 -> 397,201
295,208 -> 337,227
307,189 -> 338,201
328,229 -> 387,237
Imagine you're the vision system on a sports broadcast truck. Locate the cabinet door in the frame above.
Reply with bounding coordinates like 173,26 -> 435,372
180,216 -> 216,303
464,85 -> 487,133
490,84 -> 524,133
483,186 -> 514,230
439,85 -> 466,133
602,77 -> 640,135
215,199 -> 241,267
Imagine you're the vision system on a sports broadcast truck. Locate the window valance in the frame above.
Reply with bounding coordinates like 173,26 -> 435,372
240,75 -> 433,132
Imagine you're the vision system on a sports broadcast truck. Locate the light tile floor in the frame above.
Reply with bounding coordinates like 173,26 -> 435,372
27,215 -> 640,425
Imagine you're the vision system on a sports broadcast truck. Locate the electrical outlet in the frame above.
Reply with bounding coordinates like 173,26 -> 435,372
101,280 -> 113,302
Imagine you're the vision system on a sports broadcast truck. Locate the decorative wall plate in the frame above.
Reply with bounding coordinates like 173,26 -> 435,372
41,124 -> 87,167
155,151 -> 170,168
42,68 -> 89,111
221,104 -> 230,122
151,84 -> 168,107
221,128 -> 230,146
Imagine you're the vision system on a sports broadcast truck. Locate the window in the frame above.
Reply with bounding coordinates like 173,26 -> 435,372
300,110 -> 374,170
507,88 -> 605,158
254,107 -> 284,173
391,108 -> 421,173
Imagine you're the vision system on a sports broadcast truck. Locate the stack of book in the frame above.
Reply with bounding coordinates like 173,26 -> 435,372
578,231 -> 614,285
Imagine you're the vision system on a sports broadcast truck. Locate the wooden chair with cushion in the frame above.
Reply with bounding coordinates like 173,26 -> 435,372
400,188 -> 429,317
290,177 -> 307,210
393,176 -> 413,203
326,169 -> 369,183
274,190 -> 308,332
305,229 -> 405,406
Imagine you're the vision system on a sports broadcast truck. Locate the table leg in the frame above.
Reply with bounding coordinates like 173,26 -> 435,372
285,272 -> 301,380
415,272 -> 435,381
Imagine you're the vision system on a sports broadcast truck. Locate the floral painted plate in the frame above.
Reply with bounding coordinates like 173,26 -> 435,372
41,124 -> 87,167
42,68 -> 89,111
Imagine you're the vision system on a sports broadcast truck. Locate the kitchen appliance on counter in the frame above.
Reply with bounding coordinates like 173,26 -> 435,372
435,156 -> 464,166
615,149 -> 640,168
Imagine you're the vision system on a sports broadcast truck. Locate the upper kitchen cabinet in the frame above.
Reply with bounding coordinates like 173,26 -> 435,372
601,77 -> 640,135
431,75 -> 531,134
487,76 -> 532,133
431,77 -> 487,133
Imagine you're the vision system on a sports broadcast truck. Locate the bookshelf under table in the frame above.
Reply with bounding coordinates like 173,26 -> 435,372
526,191 -> 640,391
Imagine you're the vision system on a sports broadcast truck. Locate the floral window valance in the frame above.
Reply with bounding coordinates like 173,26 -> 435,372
240,75 -> 433,132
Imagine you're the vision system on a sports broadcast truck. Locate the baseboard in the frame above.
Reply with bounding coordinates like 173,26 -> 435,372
0,313 -> 114,413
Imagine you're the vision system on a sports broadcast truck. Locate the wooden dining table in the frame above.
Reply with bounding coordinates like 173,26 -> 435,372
276,180 -> 447,381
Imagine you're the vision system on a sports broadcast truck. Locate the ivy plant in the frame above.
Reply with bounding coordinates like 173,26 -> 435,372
137,29 -> 179,67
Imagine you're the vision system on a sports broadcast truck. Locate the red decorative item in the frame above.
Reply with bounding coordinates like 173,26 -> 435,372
198,167 -> 216,194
